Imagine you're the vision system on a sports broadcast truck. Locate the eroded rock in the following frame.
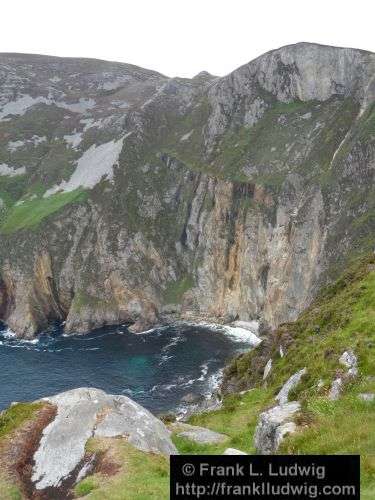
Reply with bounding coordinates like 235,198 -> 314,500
329,378 -> 343,401
263,359 -> 272,380
275,368 -> 307,405
339,350 -> 358,377
254,402 -> 301,454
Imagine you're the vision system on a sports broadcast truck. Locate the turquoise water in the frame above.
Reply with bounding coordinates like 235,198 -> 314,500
0,323 -> 250,414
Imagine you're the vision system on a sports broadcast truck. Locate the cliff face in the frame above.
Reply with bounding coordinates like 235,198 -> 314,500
0,43 -> 374,338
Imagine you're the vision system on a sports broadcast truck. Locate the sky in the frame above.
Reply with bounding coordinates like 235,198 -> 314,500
1,0 -> 374,78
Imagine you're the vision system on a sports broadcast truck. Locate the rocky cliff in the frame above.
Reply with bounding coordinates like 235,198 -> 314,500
0,43 -> 374,338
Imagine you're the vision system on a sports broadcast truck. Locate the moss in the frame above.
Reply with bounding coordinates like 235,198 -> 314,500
163,275 -> 194,304
0,188 -> 88,233
71,290 -> 116,313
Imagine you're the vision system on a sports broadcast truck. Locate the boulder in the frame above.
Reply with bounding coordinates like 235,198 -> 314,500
275,368 -> 307,405
254,402 -> 300,454
32,388 -> 177,490
171,422 -> 229,445
339,350 -> 358,377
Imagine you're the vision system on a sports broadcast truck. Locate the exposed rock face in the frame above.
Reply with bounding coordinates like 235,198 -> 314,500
328,378 -> 343,401
0,43 -> 374,337
31,388 -> 177,490
339,350 -> 358,377
263,359 -> 272,380
275,368 -> 307,404
329,350 -> 358,400
254,401 -> 301,454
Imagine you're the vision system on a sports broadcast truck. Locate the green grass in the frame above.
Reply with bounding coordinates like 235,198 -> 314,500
0,188 -> 88,233
280,393 -> 375,498
76,440 -> 169,500
0,402 -> 43,440
171,388 -> 274,455
74,477 -> 97,497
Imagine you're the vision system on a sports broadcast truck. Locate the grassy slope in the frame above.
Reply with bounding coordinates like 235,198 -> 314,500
182,254 -> 375,497
73,255 -> 375,499
0,188 -> 87,233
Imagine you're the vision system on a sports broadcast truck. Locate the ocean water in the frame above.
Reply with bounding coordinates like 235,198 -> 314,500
0,323 -> 253,415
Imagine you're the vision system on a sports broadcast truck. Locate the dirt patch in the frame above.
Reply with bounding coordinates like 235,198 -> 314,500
96,448 -> 122,477
86,437 -> 123,478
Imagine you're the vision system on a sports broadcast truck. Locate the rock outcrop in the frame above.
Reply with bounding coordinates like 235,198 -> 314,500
254,401 -> 301,455
329,350 -> 358,400
275,368 -> 307,404
0,43 -> 374,337
30,388 -> 177,492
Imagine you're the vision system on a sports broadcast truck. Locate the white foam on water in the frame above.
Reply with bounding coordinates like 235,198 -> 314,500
0,327 -> 39,345
158,354 -> 173,366
2,328 -> 18,339
161,335 -> 186,353
197,363 -> 209,381
221,325 -> 262,346
184,320 -> 262,346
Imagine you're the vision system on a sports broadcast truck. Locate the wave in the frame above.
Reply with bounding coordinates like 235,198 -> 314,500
161,335 -> 186,353
134,324 -> 171,335
0,328 -> 40,345
182,320 -> 261,345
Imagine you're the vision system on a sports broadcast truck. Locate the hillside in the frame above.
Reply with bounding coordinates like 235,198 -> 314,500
0,43 -> 374,338
0,253 -> 373,498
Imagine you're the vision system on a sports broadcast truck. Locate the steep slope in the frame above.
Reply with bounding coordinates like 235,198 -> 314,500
0,43 -> 374,337
175,253 -> 375,498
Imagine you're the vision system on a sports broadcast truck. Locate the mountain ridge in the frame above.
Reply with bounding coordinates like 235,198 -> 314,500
0,42 -> 374,337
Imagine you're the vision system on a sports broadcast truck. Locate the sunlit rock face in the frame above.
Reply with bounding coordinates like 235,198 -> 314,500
0,43 -> 374,338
